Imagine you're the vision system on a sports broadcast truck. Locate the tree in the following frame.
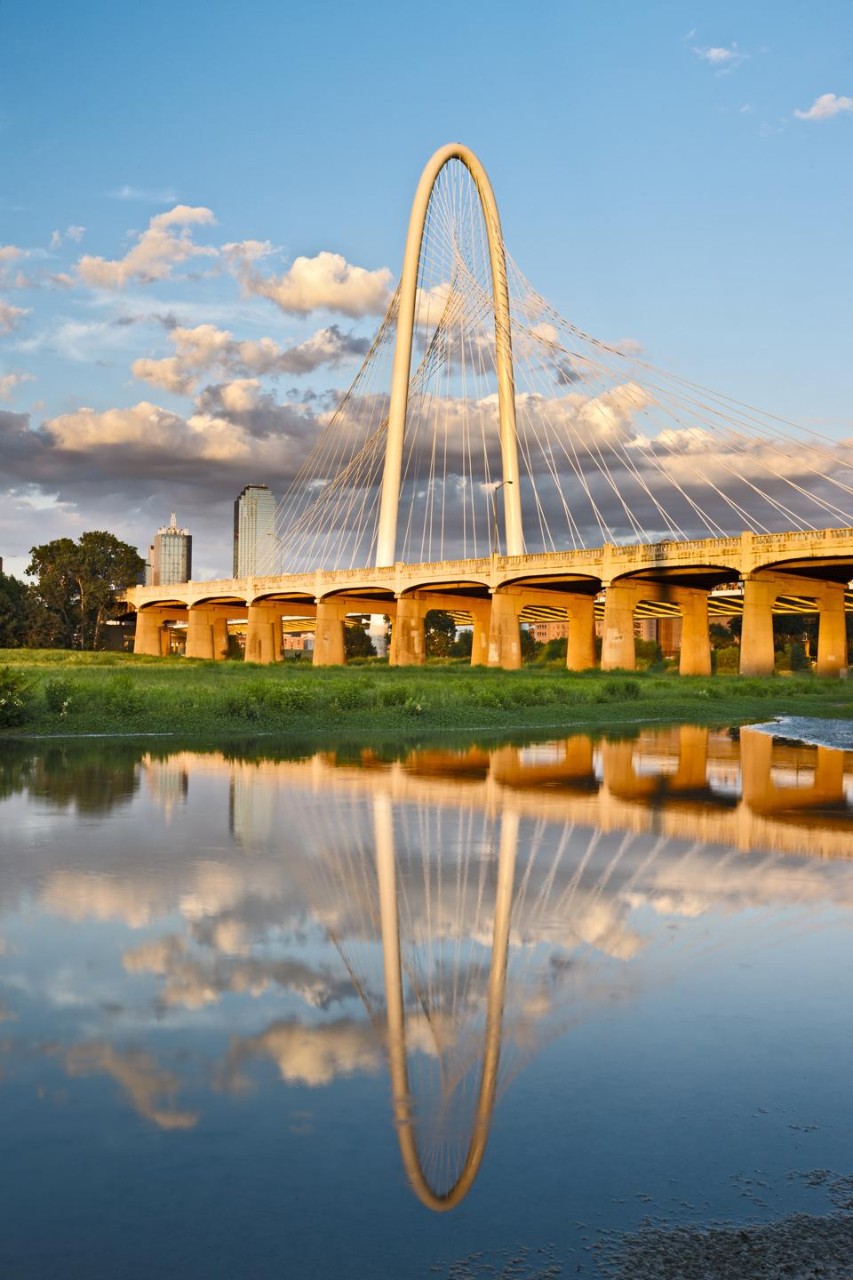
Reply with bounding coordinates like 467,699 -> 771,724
27,532 -> 145,650
0,571 -> 33,648
344,620 -> 376,659
450,628 -> 474,659
425,610 -> 456,658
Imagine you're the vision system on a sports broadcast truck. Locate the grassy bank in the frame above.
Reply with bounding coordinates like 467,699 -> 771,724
2,649 -> 852,741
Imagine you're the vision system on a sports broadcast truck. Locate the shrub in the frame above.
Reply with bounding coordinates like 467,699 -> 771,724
104,673 -> 144,716
43,676 -> 74,716
596,677 -> 641,702
0,666 -> 33,727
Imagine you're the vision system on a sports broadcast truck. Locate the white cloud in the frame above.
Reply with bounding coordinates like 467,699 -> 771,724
0,300 -> 30,333
132,321 -> 369,395
107,184 -> 178,204
49,225 -> 86,250
0,244 -> 33,290
692,42 -> 748,73
77,205 -> 218,289
229,247 -> 393,318
793,93 -> 853,122
0,372 -> 35,401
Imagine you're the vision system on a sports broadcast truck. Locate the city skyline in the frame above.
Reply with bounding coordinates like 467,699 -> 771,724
1,0 -> 851,581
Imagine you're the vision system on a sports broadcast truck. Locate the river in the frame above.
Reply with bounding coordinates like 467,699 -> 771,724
1,721 -> 852,1278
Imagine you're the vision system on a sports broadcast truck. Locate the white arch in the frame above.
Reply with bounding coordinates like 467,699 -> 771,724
375,795 -> 518,1211
375,143 -> 525,566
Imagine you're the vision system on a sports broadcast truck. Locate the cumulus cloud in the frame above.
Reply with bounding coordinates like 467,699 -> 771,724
77,205 -> 218,289
132,321 -> 369,396
229,247 -> 393,318
0,300 -> 30,333
0,372 -> 34,401
793,92 -> 853,121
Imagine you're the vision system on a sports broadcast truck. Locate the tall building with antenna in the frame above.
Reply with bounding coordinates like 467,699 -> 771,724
233,484 -> 276,577
146,514 -> 192,586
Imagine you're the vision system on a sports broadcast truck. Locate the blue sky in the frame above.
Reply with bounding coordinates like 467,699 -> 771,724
1,0 -> 851,576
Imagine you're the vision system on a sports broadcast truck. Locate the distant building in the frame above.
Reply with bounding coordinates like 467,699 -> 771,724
146,513 -> 192,586
233,484 -> 276,577
530,619 -> 569,645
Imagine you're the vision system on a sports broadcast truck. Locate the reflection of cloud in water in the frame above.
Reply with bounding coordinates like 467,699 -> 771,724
123,934 -> 358,1011
64,1042 -> 198,1131
227,1018 -> 383,1088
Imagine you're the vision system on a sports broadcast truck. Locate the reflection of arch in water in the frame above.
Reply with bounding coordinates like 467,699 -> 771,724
375,795 -> 518,1212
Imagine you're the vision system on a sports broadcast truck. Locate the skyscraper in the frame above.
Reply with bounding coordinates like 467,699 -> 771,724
233,484 -> 276,577
146,513 -> 192,586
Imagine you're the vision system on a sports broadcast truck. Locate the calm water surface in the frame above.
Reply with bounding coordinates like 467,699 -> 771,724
1,722 -> 853,1278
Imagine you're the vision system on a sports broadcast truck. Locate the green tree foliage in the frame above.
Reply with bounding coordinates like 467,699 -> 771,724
344,620 -> 376,659
520,627 -> 540,662
425,610 -> 456,658
0,571 -> 33,648
450,628 -> 474,659
27,532 -> 144,650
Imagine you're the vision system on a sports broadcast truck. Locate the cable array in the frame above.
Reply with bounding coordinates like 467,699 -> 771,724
273,160 -> 853,572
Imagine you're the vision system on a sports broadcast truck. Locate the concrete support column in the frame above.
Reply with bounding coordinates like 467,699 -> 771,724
390,595 -> 425,667
740,578 -> 776,676
816,583 -> 848,676
675,588 -> 712,677
469,602 -> 491,667
487,591 -> 522,669
133,609 -> 169,657
185,606 -> 231,660
565,595 -> 597,671
245,604 -> 281,664
313,599 -> 347,666
601,584 -> 637,671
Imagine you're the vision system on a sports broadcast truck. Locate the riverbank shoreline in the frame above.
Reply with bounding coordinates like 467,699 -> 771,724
2,650 -> 852,742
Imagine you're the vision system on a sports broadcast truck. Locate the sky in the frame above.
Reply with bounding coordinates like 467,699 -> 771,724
1,0 -> 851,579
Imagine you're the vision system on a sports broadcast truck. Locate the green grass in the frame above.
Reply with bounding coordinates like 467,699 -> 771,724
1,649 -> 851,741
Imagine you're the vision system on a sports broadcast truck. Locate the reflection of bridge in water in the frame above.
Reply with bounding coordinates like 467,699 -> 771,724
126,144 -> 853,678
226,726 -> 853,860
207,727 -> 853,1210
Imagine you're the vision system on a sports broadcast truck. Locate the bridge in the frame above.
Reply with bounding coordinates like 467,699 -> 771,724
125,144 -> 853,676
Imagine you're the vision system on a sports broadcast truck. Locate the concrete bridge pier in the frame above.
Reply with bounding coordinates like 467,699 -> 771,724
487,590 -> 522,669
739,577 -> 777,676
469,601 -> 491,667
133,606 -> 182,656
565,595 -> 597,670
816,582 -> 848,676
390,594 -> 426,666
673,587 -> 712,677
245,604 -> 282,664
600,583 -> 637,670
185,605 -> 231,660
313,598 -> 348,666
